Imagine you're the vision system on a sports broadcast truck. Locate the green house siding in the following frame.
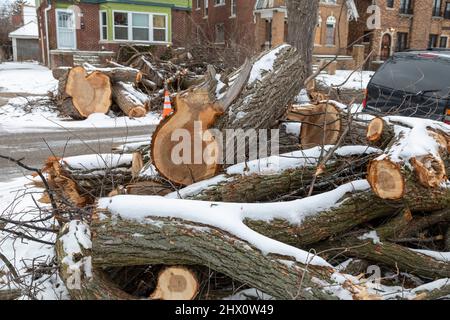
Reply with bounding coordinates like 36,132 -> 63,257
100,3 -> 172,42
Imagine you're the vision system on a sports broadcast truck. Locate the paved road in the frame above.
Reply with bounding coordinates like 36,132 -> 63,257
0,125 -> 156,182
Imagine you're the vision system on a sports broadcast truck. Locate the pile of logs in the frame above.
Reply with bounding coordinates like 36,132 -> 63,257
35,45 -> 450,300
52,49 -> 204,119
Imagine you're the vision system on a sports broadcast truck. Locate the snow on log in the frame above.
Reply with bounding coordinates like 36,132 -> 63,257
166,145 -> 381,202
368,117 -> 450,200
83,63 -> 143,84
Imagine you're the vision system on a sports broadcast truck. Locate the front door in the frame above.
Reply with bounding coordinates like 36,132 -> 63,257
380,34 -> 391,61
56,10 -> 76,50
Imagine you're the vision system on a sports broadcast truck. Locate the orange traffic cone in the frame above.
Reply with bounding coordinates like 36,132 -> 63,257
162,89 -> 173,119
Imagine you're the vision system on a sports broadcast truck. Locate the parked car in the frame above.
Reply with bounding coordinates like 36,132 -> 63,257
363,50 -> 450,124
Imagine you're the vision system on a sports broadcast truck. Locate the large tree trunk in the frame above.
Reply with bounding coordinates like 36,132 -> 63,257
151,45 -> 306,185
287,0 -> 319,76
55,66 -> 112,119
56,218 -> 351,300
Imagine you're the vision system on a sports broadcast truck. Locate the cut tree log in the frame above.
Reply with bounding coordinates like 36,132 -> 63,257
112,82 -> 148,118
367,158 -> 405,200
83,63 -> 143,84
150,66 -> 224,185
151,45 -> 306,185
366,117 -> 394,148
64,66 -> 112,118
314,236 -> 450,279
170,148 -> 379,202
367,120 -> 449,200
71,215 -> 358,300
149,267 -> 199,300
288,102 -> 343,149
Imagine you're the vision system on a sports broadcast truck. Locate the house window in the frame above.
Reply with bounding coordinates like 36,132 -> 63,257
433,0 -> 442,16
445,2 -> 450,18
99,11 -> 108,40
113,11 -> 168,43
215,23 -> 224,43
440,36 -> 448,48
114,12 -> 128,40
56,10 -> 76,49
214,0 -> 225,5
400,0 -> 413,14
196,0 -> 201,9
387,0 -> 394,8
429,34 -> 439,47
325,16 -> 336,45
153,15 -> 167,42
132,13 -> 149,41
204,0 -> 208,16
362,30 -> 372,43
231,0 -> 237,16
396,32 -> 408,51
314,15 -> 322,45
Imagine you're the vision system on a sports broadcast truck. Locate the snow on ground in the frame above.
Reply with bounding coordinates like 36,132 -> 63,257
0,62 -> 57,95
0,98 -> 161,132
0,177 -> 68,300
0,62 -> 161,132
316,70 -> 374,90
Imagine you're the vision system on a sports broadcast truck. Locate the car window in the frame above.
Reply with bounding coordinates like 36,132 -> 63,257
370,54 -> 450,98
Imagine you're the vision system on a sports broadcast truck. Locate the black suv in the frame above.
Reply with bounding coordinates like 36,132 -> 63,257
363,50 -> 450,124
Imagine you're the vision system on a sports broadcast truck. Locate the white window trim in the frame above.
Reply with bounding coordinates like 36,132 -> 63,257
99,10 -> 108,41
55,8 -> 77,50
214,0 -> 225,7
230,0 -> 236,18
112,10 -> 169,44
204,0 -> 209,17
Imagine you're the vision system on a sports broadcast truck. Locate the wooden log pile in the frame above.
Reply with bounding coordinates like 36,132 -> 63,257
52,49 -> 205,119
32,45 -> 450,300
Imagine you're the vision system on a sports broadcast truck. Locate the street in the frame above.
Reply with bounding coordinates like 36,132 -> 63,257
0,125 -> 156,182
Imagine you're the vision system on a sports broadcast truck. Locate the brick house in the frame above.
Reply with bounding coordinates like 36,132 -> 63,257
349,0 -> 450,69
35,0 -> 192,68
192,0 -> 358,67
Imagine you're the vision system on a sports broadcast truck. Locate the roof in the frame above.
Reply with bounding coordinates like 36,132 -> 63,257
8,21 -> 39,39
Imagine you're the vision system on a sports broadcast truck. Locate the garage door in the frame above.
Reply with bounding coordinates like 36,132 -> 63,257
16,39 -> 40,62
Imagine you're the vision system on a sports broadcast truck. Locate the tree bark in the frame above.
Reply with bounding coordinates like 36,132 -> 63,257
111,82 -> 148,118
287,0 -> 319,76
89,215 -> 344,300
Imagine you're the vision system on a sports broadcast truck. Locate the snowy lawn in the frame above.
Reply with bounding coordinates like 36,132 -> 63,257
316,70 -> 374,90
0,62 -> 57,95
0,62 -> 161,132
0,97 -> 161,132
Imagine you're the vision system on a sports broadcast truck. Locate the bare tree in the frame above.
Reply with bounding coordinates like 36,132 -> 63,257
287,0 -> 319,75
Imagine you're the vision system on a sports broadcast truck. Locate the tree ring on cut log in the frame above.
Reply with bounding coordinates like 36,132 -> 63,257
65,67 -> 112,118
410,155 -> 446,188
151,90 -> 223,186
366,118 -> 384,142
149,267 -> 199,300
367,158 -> 405,200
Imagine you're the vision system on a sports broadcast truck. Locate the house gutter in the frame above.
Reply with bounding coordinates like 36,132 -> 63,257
44,0 -> 52,67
